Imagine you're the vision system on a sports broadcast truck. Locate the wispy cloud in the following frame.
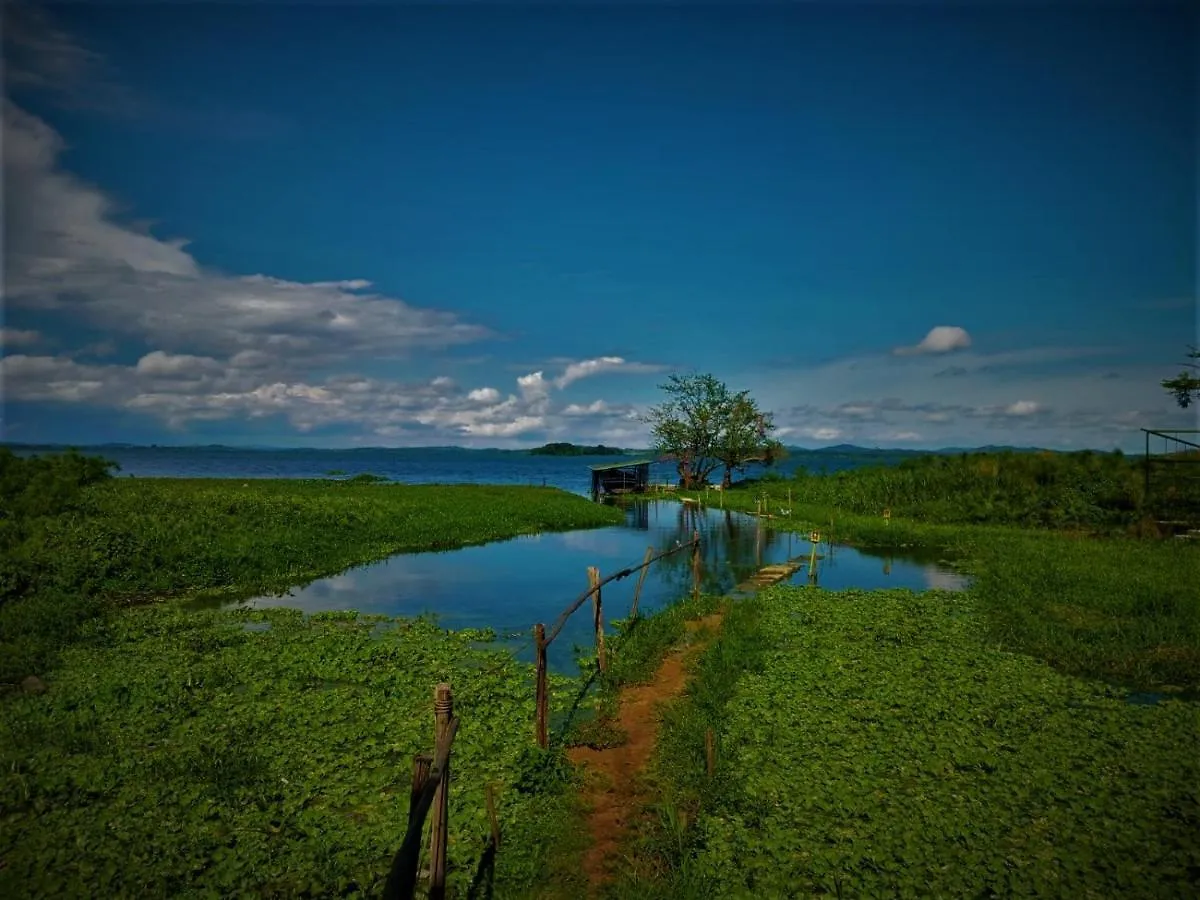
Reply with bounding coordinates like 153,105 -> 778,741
0,328 -> 42,349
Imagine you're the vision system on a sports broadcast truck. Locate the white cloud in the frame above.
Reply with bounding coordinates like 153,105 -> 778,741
3,101 -> 493,367
893,326 -> 972,356
0,328 -> 41,348
467,387 -> 501,403
135,351 -> 224,378
552,355 -> 664,389
1003,400 -> 1042,416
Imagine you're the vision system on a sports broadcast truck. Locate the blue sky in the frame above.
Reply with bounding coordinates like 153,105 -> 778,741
2,1 -> 1196,450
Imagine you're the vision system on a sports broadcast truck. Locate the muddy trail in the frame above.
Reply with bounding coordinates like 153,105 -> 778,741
566,611 -> 724,894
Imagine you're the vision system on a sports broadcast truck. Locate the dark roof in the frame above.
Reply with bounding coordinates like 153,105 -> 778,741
587,459 -> 652,472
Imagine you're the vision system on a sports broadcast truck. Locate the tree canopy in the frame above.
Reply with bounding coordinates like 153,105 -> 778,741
642,373 -> 781,488
1162,346 -> 1200,409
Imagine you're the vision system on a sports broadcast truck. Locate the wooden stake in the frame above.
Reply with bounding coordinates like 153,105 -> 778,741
630,546 -> 653,618
486,783 -> 501,850
691,531 -> 701,600
429,683 -> 453,899
409,754 -> 432,830
589,566 -> 606,673
534,624 -> 548,749
705,728 -> 716,778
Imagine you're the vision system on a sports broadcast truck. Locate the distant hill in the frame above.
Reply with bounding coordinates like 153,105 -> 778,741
527,442 -> 629,457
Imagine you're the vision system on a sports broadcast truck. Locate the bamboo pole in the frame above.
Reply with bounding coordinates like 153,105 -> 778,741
691,530 -> 701,600
589,566 -> 606,673
429,684 -> 453,899
630,546 -> 653,618
534,624 -> 548,749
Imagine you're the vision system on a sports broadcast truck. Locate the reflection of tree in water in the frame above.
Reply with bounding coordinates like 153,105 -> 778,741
650,506 -> 793,596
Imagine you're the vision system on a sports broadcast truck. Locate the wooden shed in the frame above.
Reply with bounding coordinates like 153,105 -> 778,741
589,459 -> 651,499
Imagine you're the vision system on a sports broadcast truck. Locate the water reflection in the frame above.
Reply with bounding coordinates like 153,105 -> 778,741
239,500 -> 965,671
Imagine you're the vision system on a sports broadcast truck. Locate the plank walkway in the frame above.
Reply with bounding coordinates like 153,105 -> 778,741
733,555 -> 824,593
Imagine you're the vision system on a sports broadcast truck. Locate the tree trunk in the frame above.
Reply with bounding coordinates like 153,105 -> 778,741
722,466 -> 732,489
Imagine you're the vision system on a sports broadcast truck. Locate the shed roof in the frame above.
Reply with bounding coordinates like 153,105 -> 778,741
587,459 -> 652,472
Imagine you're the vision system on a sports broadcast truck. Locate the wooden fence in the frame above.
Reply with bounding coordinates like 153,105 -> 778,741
386,531 -> 704,895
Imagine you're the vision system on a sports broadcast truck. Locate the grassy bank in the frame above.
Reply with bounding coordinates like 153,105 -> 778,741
620,587 -> 1200,898
765,448 -> 1150,531
1,605 -> 593,897
1,451 -> 622,683
674,485 -> 1200,691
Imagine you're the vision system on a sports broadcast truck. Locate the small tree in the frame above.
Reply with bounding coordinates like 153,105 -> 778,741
1162,346 -> 1200,409
644,374 -> 778,489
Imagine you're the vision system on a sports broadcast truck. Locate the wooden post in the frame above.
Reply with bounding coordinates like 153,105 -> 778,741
589,566 -> 606,673
486,784 -> 501,850
787,486 -> 792,511
705,728 -> 716,778
409,754 -> 432,830
429,683 -> 453,899
630,546 -> 653,618
691,531 -> 701,600
534,624 -> 548,749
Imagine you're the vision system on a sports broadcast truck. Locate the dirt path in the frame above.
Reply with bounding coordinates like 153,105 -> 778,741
567,612 -> 724,894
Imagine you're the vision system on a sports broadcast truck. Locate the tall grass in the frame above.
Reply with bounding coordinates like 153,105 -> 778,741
766,449 -> 1152,530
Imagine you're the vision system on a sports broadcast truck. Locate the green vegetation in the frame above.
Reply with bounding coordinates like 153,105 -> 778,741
1,447 -> 622,684
678,483 -> 1200,691
0,605 -> 590,897
529,442 -> 627,456
620,587 -> 1200,898
644,373 -> 783,489
1162,344 -> 1200,408
760,448 -> 1149,530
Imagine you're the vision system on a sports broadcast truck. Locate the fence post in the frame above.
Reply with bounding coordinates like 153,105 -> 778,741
589,566 -> 606,673
409,754 -> 432,830
691,530 -> 701,600
534,623 -> 548,749
429,683 -> 453,899
630,545 -> 654,618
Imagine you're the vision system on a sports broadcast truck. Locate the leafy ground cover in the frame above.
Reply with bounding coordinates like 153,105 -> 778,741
672,490 -> 1200,691
621,587 -> 1200,898
1,605 -> 594,898
1,447 -> 622,683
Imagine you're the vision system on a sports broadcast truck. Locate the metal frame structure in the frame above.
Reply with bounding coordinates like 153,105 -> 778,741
1141,429 -> 1200,522
588,459 -> 651,499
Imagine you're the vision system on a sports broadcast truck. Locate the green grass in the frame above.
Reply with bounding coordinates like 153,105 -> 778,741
756,449 -> 1156,530
1,475 -> 623,684
673,490 -> 1200,691
617,587 -> 1200,899
0,605 -> 594,898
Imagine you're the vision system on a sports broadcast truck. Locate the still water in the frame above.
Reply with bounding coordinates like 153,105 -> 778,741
243,501 -> 965,671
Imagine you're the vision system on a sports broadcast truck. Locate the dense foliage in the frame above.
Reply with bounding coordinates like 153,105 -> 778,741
643,373 -> 782,489
624,588 -> 1200,898
0,460 -> 622,684
739,449 -> 1160,530
1,606 -> 589,897
529,443 -> 627,456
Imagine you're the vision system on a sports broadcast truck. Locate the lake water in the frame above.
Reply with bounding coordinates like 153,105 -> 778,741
241,500 -> 966,671
8,444 -> 922,496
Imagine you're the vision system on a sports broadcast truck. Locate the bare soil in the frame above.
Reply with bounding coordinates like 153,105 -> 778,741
566,612 -> 724,894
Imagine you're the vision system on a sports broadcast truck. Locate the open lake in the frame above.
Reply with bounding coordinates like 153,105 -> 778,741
239,500 -> 966,671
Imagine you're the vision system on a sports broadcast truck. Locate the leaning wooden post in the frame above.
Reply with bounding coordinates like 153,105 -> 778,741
589,566 -> 606,673
691,530 -> 701,600
486,783 -> 501,850
429,683 -> 453,899
409,754 -> 432,830
630,546 -> 654,618
534,624 -> 548,749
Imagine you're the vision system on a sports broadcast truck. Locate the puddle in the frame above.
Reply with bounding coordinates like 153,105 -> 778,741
236,501 -> 964,671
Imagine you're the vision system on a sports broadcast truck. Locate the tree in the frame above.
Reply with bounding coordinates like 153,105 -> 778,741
713,392 -> 781,488
1162,346 -> 1200,409
643,373 -> 779,489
